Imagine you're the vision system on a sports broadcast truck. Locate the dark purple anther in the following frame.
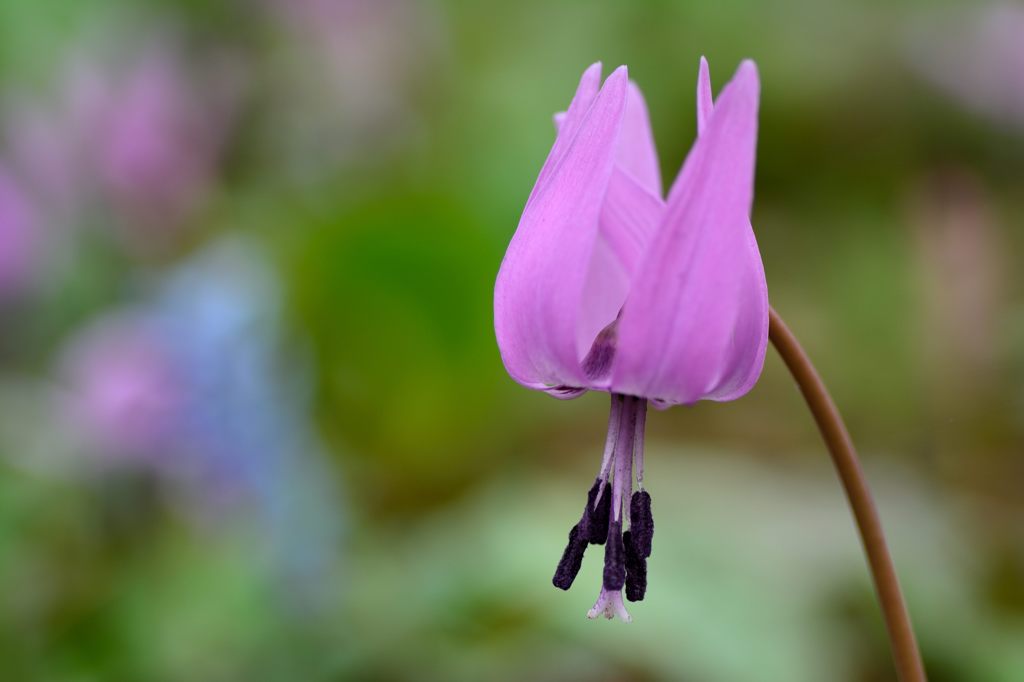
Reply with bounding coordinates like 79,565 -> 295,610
623,529 -> 647,602
585,479 -> 612,545
552,523 -> 588,590
602,520 -> 626,590
553,477 -> 614,590
629,490 -> 654,558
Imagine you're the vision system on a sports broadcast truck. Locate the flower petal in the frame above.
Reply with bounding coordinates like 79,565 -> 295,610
696,56 -> 714,137
617,82 -> 662,196
610,61 -> 768,405
666,57 -> 714,203
576,170 -> 663,363
527,63 -> 603,212
495,66 -> 630,392
568,83 -> 664,363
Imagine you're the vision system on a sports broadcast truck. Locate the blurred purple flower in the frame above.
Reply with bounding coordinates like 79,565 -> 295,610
63,318 -> 183,463
494,59 -> 767,621
908,4 -> 1024,128
910,170 -> 1005,394
0,164 -> 40,297
74,45 -> 232,234
1,37 -> 238,251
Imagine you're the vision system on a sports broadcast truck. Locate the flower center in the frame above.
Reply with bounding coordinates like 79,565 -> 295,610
552,393 -> 653,622
581,318 -> 618,382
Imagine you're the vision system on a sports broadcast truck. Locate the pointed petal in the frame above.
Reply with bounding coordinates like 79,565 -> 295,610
610,61 -> 768,405
495,66 -> 630,392
527,63 -> 603,212
555,80 -> 660,198
617,82 -> 662,196
667,57 -> 715,203
696,56 -> 714,136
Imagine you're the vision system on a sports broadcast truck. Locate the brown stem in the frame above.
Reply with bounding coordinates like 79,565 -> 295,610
768,307 -> 927,682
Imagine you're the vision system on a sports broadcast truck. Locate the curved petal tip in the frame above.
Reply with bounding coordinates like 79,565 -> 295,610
734,60 -> 760,93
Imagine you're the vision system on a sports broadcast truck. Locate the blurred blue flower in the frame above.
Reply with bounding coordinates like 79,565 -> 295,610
62,238 -> 344,602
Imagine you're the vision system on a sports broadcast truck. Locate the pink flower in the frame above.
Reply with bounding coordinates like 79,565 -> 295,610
493,59 -> 768,620
63,42 -> 237,239
62,316 -> 183,462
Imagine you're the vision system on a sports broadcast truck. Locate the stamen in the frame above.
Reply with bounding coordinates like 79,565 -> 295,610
611,396 -> 636,525
595,394 -> 623,501
633,398 -> 648,488
629,490 -> 654,559
602,520 -> 626,590
584,478 -> 611,545
552,524 -> 588,590
553,477 -> 614,590
623,529 -> 647,602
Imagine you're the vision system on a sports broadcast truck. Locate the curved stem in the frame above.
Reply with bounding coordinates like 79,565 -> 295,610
768,307 -> 927,682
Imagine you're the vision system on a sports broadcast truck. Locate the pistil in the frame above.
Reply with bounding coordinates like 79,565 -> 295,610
589,395 -> 636,620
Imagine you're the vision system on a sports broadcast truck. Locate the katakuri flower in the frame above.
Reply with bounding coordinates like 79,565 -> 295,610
493,58 -> 768,621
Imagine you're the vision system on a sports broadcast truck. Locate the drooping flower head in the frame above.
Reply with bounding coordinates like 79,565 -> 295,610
494,59 -> 768,620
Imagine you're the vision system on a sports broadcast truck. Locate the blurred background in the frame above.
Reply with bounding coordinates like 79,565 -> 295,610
0,1 -> 1021,680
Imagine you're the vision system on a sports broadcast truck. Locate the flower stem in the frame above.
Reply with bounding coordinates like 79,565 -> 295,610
768,307 -> 927,682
